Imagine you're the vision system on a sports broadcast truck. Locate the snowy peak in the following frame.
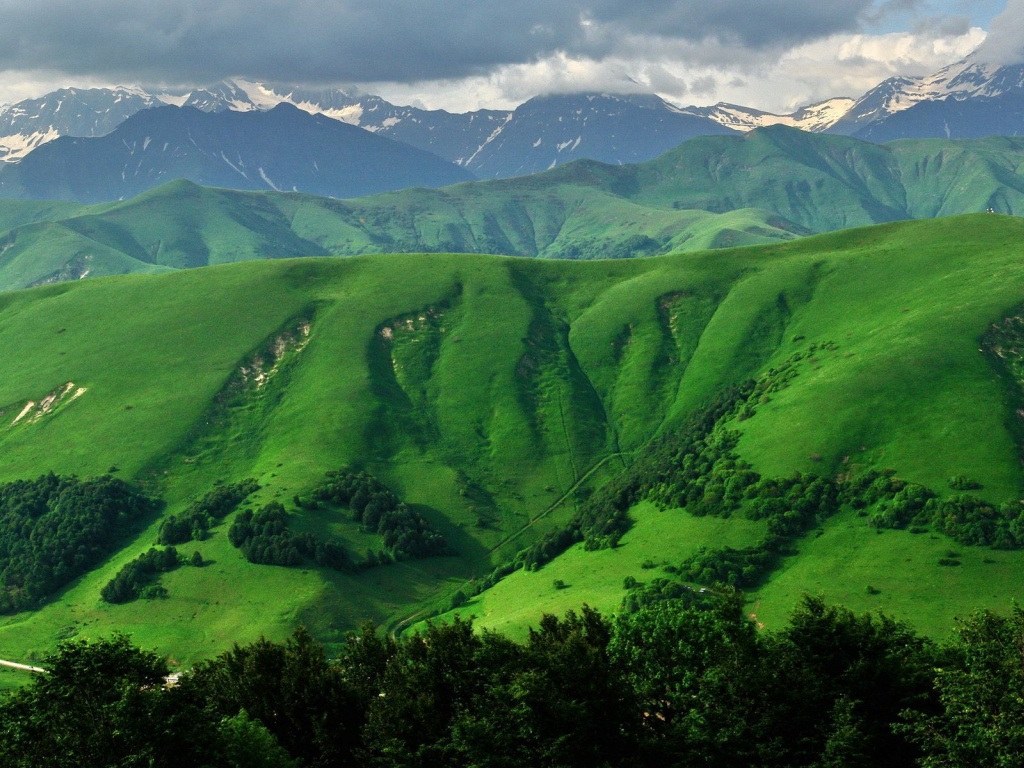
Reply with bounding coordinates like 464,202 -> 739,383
834,54 -> 1024,134
0,87 -> 162,162
686,97 -> 856,133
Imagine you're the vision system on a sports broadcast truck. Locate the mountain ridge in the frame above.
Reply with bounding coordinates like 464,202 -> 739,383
3,126 -> 1024,291
0,103 -> 474,203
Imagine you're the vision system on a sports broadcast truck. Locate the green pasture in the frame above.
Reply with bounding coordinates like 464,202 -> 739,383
0,214 -> 1022,662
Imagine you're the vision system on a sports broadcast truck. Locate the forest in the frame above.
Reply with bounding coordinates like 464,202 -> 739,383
0,474 -> 159,613
0,594 -> 1020,768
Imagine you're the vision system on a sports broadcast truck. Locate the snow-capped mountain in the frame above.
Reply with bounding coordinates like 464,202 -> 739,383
0,103 -> 473,203
831,53 -> 1024,134
853,92 -> 1024,141
0,81 -> 735,179
684,98 -> 856,133
0,87 -> 162,163
460,92 -> 735,179
4,36 -> 1024,190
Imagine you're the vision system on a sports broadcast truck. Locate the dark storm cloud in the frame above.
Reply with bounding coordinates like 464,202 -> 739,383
0,0 -> 877,84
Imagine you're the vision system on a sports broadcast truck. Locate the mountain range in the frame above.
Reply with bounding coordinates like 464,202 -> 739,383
1,44 -> 1022,186
0,103 -> 473,203
4,125 -> 1024,290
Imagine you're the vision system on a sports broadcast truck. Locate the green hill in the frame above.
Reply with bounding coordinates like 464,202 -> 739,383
0,178 -> 806,291
4,127 -> 1024,293
0,213 -> 1023,666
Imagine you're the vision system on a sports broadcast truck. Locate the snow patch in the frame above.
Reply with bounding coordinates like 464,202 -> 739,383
258,167 -> 280,190
220,151 -> 247,178
0,127 -> 61,163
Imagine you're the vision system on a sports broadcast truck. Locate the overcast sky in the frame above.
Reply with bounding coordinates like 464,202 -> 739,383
0,0 -> 1019,113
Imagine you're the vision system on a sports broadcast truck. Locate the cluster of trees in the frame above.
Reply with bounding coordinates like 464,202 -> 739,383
228,502 -> 354,572
0,473 -> 158,613
1,596 -> 1022,767
100,547 -> 187,603
480,342 -> 1024,597
308,469 -> 452,561
157,479 -> 259,545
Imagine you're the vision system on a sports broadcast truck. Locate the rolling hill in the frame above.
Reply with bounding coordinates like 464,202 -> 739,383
0,214 -> 1022,667
0,176 -> 808,291
4,126 -> 1024,291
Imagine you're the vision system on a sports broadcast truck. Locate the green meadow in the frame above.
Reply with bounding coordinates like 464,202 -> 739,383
0,213 -> 1023,663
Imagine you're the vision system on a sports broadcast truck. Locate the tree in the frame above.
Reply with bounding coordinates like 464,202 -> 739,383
762,595 -> 936,768
0,634 -> 214,768
183,627 -> 359,768
899,606 -> 1024,767
609,592 -> 762,766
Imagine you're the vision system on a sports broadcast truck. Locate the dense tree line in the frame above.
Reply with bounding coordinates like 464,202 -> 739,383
1,596 -> 1022,767
228,502 -> 355,572
307,469 -> 452,560
100,547 -> 181,603
0,473 -> 158,613
157,478 -> 259,545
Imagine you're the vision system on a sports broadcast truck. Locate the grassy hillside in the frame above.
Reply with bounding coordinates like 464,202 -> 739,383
0,214 -> 1023,666
0,179 -> 805,291
4,127 -> 1024,292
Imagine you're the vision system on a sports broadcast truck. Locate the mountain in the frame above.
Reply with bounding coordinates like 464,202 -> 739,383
853,92 -> 1024,142
831,54 -> 1024,135
454,92 -> 737,179
0,215 -> 1023,663
0,83 -> 736,180
0,87 -> 161,163
684,97 -> 856,133
5,125 -> 1024,290
0,103 -> 474,203
0,179 -> 807,291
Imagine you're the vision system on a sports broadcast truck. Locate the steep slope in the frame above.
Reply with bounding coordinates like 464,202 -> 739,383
0,216 -> 1022,662
0,103 -> 474,203
832,55 -> 1024,135
0,87 -> 161,163
464,93 -> 736,179
422,214 -> 1024,639
854,92 -> 1024,142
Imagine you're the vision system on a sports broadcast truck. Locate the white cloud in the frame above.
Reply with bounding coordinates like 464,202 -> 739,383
973,0 -> 1024,64
0,1 -> 993,117
364,23 -> 986,114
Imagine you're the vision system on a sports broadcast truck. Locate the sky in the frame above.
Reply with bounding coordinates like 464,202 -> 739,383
0,0 -> 1019,114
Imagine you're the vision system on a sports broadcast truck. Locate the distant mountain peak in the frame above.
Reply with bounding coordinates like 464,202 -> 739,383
683,96 -> 856,133
832,49 -> 1024,134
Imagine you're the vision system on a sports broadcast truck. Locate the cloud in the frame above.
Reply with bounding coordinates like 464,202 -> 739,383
0,0 -> 879,86
973,0 -> 1024,64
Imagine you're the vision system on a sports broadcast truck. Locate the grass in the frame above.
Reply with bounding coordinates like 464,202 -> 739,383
749,507 -> 1024,637
0,213 -> 1022,661
420,501 -> 765,640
